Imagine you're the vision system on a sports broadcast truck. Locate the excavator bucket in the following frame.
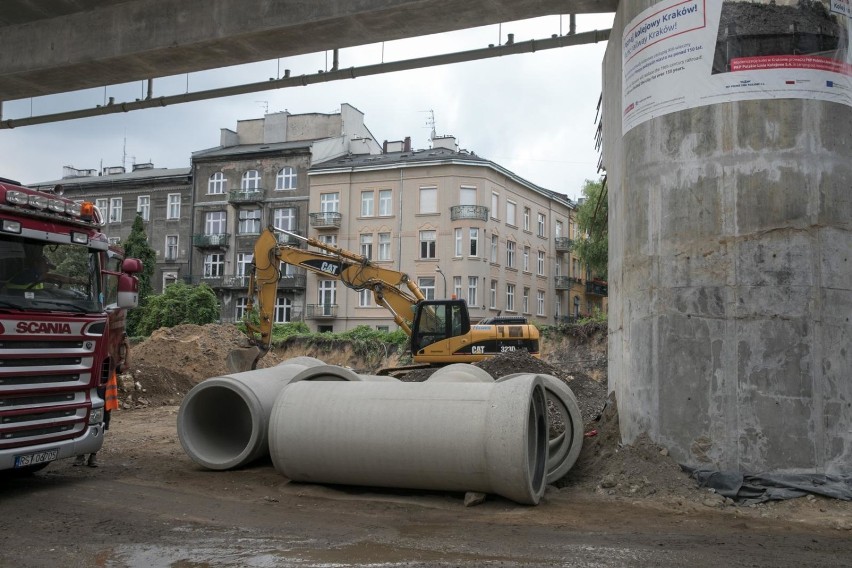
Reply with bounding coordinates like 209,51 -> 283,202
226,346 -> 263,374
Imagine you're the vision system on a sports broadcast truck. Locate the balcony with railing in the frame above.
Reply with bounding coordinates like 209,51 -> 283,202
185,272 -> 306,291
278,272 -> 307,290
192,233 -> 230,248
555,237 -> 574,253
586,280 -> 608,296
554,275 -> 571,290
306,303 -> 338,318
450,205 -> 489,222
309,212 -> 342,229
228,189 -> 264,204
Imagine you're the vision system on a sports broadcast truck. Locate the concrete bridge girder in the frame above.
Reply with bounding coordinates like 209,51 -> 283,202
0,0 -> 617,102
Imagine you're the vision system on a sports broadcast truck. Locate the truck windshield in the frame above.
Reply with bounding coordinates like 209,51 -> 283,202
0,236 -> 100,313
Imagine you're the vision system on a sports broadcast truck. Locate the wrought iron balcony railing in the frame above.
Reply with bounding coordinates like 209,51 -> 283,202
554,275 -> 571,290
555,237 -> 574,253
586,281 -> 608,296
192,233 -> 230,247
309,212 -> 342,229
228,190 -> 264,204
449,205 -> 489,222
305,303 -> 338,318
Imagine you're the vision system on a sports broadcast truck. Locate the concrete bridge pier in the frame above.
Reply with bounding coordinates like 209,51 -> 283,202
603,1 -> 852,474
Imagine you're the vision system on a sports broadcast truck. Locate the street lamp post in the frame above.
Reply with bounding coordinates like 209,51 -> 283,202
435,265 -> 447,298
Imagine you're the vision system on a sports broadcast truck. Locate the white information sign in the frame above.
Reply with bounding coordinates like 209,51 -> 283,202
622,0 -> 852,134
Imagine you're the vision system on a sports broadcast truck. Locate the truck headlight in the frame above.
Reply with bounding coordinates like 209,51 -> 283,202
89,407 -> 104,425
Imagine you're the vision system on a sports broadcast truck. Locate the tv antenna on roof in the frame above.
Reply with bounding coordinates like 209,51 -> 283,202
422,109 -> 436,142
256,100 -> 269,115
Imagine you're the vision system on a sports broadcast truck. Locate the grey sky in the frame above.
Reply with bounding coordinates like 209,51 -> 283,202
0,14 -> 614,201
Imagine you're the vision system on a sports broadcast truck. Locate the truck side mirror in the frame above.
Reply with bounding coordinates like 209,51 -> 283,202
117,274 -> 139,308
122,258 -> 143,274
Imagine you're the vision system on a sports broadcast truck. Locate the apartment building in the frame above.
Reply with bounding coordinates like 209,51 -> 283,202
189,104 -> 381,322
30,164 -> 193,293
304,135 -> 602,333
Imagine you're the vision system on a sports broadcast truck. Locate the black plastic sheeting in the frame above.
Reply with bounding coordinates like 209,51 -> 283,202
684,468 -> 852,505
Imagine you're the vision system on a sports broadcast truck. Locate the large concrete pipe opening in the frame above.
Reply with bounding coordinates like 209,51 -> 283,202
177,357 -> 325,470
268,374 -> 548,505
604,1 -> 852,473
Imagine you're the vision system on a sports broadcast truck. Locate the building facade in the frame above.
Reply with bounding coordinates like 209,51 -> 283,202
188,104 -> 381,322
304,135 -> 603,333
30,164 -> 193,293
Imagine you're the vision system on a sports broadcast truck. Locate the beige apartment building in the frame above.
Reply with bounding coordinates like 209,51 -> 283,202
304,135 -> 604,333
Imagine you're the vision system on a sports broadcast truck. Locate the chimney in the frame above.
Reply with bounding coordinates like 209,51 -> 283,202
383,140 -> 388,154
404,136 -> 412,152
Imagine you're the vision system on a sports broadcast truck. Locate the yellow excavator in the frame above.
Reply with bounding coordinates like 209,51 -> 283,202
230,226 -> 540,372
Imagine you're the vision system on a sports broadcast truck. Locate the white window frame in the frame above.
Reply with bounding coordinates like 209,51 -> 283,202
453,276 -> 462,299
109,197 -> 122,223
238,208 -> 261,235
506,201 -> 516,226
523,246 -> 530,272
205,211 -> 226,235
235,296 -> 249,320
165,235 -> 179,261
419,186 -> 437,214
537,213 -> 546,237
274,296 -> 293,322
537,250 -> 546,276
360,233 -> 373,259
460,186 -> 477,206
523,207 -> 531,232
506,240 -> 516,268
378,232 -> 391,261
242,170 -> 261,190
236,253 -> 253,278
276,167 -> 297,190
273,207 -> 297,232
320,192 -> 340,213
359,288 -> 373,307
208,172 -> 226,195
418,277 -> 436,301
537,290 -> 546,316
203,253 -> 224,278
454,228 -> 463,257
489,280 -> 497,309
95,198 -> 108,219
378,189 -> 392,216
420,230 -> 436,259
167,193 -> 181,219
137,195 -> 150,221
523,287 -> 530,314
490,234 -> 498,263
361,191 -> 375,217
506,283 -> 515,312
468,276 -> 478,307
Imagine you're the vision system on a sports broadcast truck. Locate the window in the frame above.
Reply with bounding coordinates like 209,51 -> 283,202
242,170 -> 261,190
208,172 -> 226,194
489,280 -> 497,309
238,209 -> 261,234
506,284 -> 515,312
537,250 -> 546,276
523,246 -> 530,272
95,198 -> 108,219
360,234 -> 373,259
418,277 -> 436,301
167,193 -> 181,219
273,207 -> 297,232
523,207 -> 531,231
454,228 -> 463,257
319,234 -> 337,247
468,276 -> 478,307
359,288 -> 372,307
320,192 -> 339,212
378,189 -> 392,216
507,201 -> 517,226
165,235 -> 178,261
205,211 -> 226,235
419,187 -> 437,214
203,253 -> 224,278
274,297 -> 293,322
537,213 -> 546,237
469,228 -> 479,257
490,234 -> 498,263
378,232 -> 391,261
361,191 -> 374,217
556,296 -> 562,318
523,287 -> 530,314
276,167 -> 297,190
377,325 -> 390,333
460,186 -> 477,206
556,220 -> 563,238
555,258 -> 562,277
109,197 -> 122,223
420,230 -> 436,259
235,297 -> 249,320
237,253 -> 253,278
506,240 -> 516,268
163,272 -> 178,289
537,290 -> 546,316
137,195 -> 150,221
453,276 -> 462,299
318,280 -> 336,316
491,192 -> 499,220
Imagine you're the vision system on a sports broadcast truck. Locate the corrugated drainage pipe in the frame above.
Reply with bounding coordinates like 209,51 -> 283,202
268,372 -> 548,505
499,373 -> 584,484
177,356 -> 328,470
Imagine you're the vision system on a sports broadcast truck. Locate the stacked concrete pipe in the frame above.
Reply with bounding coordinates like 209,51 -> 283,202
177,356 -> 329,470
268,370 -> 548,505
427,365 -> 584,484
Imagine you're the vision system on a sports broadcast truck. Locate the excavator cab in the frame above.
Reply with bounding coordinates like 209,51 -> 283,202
410,299 -> 471,353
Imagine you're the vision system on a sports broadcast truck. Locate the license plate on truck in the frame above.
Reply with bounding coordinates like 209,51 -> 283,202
14,449 -> 59,468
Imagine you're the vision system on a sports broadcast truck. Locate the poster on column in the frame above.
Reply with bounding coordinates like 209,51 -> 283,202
622,0 -> 852,134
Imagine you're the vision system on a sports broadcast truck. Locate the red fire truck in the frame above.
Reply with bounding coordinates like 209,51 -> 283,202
0,177 -> 141,473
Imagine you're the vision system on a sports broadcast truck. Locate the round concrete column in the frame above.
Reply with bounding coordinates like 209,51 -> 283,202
604,2 -> 852,473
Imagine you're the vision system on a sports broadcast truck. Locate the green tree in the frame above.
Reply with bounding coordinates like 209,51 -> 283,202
136,281 -> 220,336
573,178 -> 608,279
121,214 -> 157,335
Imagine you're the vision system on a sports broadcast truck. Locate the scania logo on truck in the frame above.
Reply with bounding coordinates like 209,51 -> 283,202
15,321 -> 73,334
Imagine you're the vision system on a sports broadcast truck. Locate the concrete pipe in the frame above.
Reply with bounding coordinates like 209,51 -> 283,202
177,356 -> 327,470
499,373 -> 584,484
269,374 -> 549,505
425,363 -> 495,383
